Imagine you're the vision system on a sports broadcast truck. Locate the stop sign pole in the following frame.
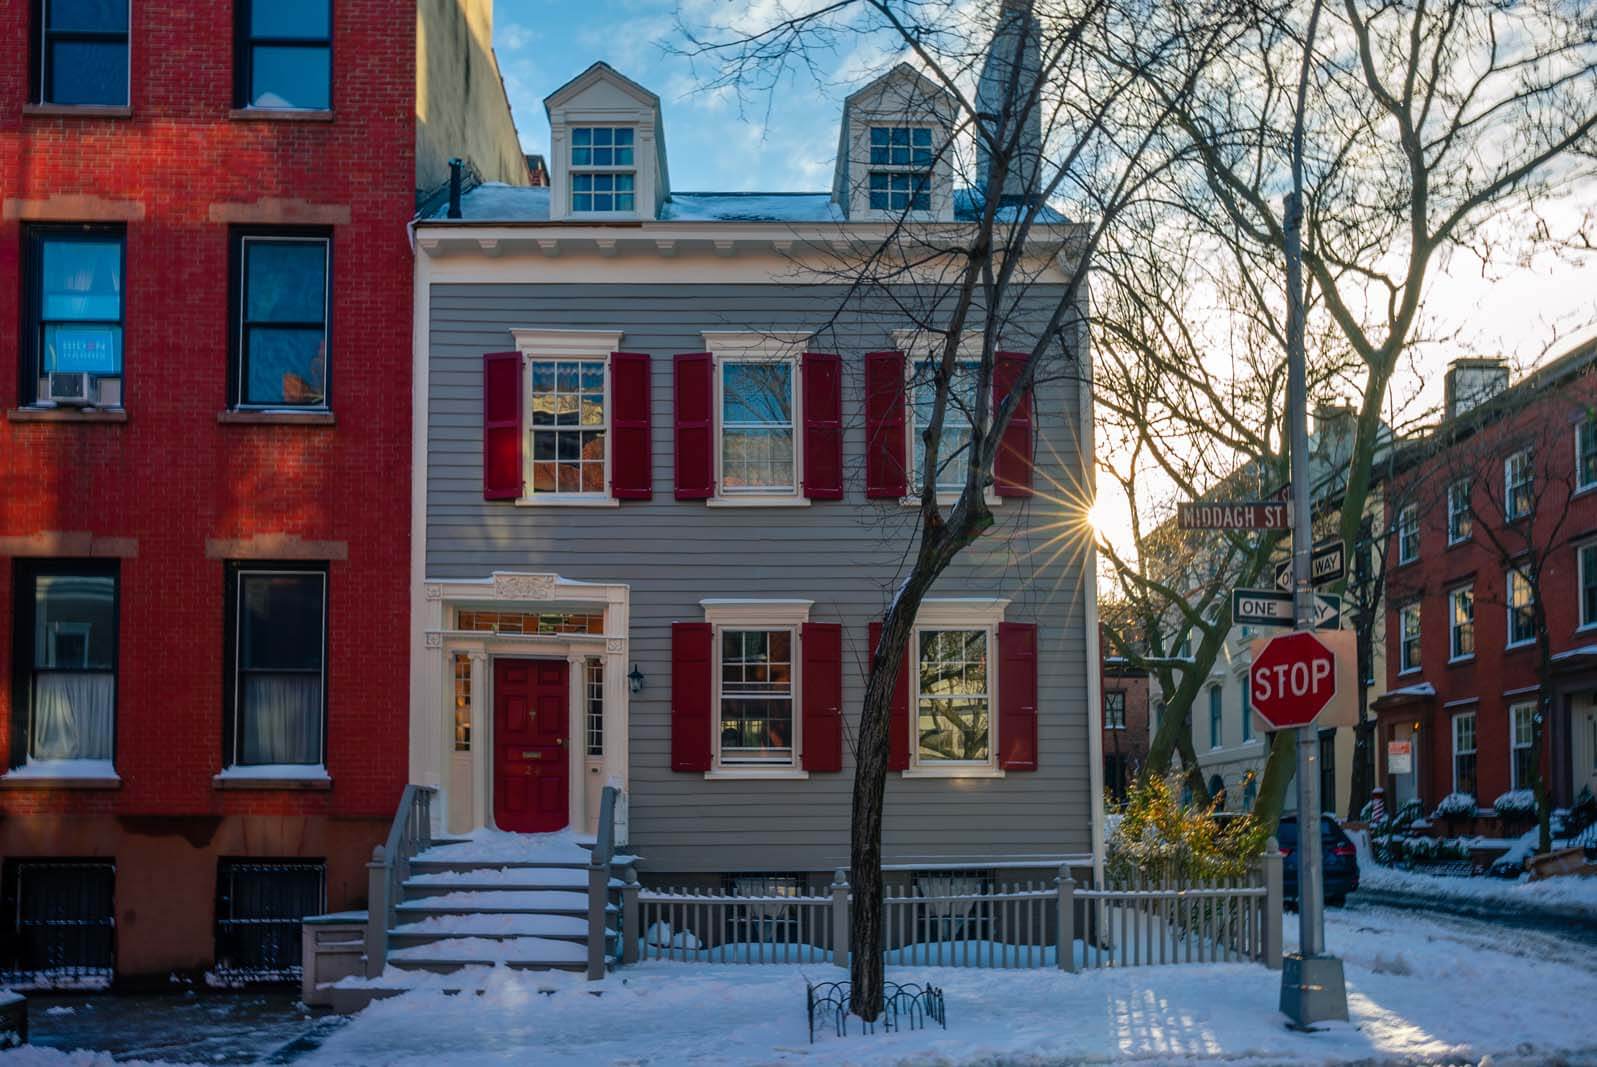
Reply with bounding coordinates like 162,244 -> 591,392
1280,62 -> 1348,1026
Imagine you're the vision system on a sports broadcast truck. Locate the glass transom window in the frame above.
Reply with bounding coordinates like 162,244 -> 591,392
720,361 -> 795,493
530,359 -> 606,495
911,359 -> 978,493
917,629 -> 991,763
718,629 -> 794,765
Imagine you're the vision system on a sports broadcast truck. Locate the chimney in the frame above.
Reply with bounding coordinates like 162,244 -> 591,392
976,0 -> 1042,207
1444,358 -> 1509,419
447,158 -> 464,220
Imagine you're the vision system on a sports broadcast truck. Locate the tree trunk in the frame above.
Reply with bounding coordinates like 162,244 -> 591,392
1251,730 -> 1299,830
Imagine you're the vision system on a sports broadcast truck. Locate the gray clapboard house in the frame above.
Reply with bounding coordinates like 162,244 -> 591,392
406,51 -> 1104,896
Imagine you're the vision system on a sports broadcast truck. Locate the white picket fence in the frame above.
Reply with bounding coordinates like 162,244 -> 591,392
630,849 -> 1282,972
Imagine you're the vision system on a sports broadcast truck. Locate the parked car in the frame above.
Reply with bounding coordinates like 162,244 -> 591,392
1279,813 -> 1360,907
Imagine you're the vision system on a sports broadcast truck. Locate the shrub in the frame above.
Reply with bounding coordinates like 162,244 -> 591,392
1565,787 -> 1597,838
1432,792 -> 1478,820
1105,773 -> 1268,884
1493,789 -> 1537,818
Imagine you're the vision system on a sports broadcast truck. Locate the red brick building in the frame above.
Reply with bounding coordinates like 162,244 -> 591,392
1376,342 -> 1597,830
1101,655 -> 1150,803
0,1 -> 522,985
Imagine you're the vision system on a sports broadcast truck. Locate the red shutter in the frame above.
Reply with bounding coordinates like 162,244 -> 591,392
801,352 -> 844,500
482,351 -> 523,500
674,353 -> 715,500
864,351 -> 908,499
870,621 -> 911,771
998,621 -> 1038,770
671,622 -> 713,772
993,351 -> 1034,497
801,622 -> 843,771
609,352 -> 652,500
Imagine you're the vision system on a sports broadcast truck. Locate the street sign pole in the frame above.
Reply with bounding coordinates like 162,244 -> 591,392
1281,1 -> 1347,1023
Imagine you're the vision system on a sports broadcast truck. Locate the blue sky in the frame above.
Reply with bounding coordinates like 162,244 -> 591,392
493,0 -> 862,193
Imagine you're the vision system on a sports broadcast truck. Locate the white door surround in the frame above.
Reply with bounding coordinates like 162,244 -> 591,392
414,572 -> 630,840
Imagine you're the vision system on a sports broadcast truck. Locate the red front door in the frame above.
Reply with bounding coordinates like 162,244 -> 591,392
493,658 -> 569,833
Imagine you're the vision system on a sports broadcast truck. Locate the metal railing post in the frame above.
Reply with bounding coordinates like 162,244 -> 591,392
365,845 -> 389,978
621,864 -> 641,965
1057,866 -> 1076,972
1263,837 -> 1283,971
830,868 -> 849,969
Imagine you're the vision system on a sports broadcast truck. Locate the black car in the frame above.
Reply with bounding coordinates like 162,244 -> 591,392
1279,813 -> 1359,907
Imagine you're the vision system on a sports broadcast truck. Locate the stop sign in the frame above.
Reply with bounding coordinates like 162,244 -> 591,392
1250,631 -> 1337,729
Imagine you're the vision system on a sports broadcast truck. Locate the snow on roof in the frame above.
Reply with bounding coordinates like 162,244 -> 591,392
420,183 -> 1071,225
1383,682 -> 1437,698
1552,644 -> 1597,661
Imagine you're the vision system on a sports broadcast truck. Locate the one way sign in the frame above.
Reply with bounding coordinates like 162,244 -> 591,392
1274,539 -> 1347,592
1232,588 -> 1342,630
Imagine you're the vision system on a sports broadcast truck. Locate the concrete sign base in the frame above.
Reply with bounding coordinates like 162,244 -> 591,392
1280,953 -> 1349,1026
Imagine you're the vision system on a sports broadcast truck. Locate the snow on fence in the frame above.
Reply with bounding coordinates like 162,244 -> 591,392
631,848 -> 1283,973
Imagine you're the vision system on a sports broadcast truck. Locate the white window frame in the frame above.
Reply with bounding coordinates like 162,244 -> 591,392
704,332 -> 811,508
1506,566 -> 1535,648
1446,479 -> 1472,545
1396,504 -> 1419,564
904,597 -> 1009,779
511,329 -> 622,508
1505,448 -> 1533,521
702,599 -> 812,780
1399,601 -> 1422,675
1452,710 -> 1477,796
567,125 -> 638,216
1580,542 -> 1597,631
1510,700 -> 1537,790
896,330 -> 1002,507
1578,417 -> 1597,493
1448,584 -> 1474,662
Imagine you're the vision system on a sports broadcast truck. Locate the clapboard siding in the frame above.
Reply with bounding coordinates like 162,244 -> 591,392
426,282 -> 1093,872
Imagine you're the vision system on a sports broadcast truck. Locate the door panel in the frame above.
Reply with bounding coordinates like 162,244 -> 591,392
494,659 -> 569,833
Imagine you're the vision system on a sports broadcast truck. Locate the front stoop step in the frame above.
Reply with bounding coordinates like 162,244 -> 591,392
388,912 -> 595,946
388,935 -> 589,972
394,890 -> 615,917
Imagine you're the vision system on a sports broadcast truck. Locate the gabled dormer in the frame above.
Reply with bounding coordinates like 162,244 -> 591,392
544,62 -> 670,222
832,63 -> 957,223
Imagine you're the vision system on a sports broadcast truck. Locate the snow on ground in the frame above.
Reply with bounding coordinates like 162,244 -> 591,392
1350,827 -> 1597,918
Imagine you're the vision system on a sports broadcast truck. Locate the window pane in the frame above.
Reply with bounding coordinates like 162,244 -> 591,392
722,363 -> 792,425
48,0 -> 129,31
720,629 -> 793,762
245,241 -> 326,323
240,573 -> 324,671
245,327 -> 325,405
250,46 -> 331,109
918,629 -> 990,762
42,240 -> 122,321
240,673 -> 321,764
34,575 -> 116,670
250,0 -> 330,39
45,40 -> 128,106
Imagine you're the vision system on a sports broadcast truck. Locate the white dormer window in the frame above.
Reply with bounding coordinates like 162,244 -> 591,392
868,126 -> 933,212
570,126 -> 636,213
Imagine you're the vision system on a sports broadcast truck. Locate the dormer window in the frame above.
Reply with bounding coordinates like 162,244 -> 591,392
570,127 -> 636,213
868,127 -> 933,212
836,66 -> 956,221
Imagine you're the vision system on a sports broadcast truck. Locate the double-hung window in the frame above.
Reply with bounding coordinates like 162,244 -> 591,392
909,358 -> 978,495
1399,602 -> 1421,674
1579,418 -> 1597,492
569,127 -> 636,213
1506,567 -> 1535,647
1510,701 -> 1537,790
1452,711 -> 1477,798
719,359 -> 796,496
31,0 -> 129,107
717,629 -> 795,766
1448,584 -> 1474,661
231,231 -> 330,409
1505,449 -> 1533,521
1208,685 -> 1222,748
867,126 -> 933,212
916,628 -> 992,766
1104,690 -> 1125,730
23,225 -> 125,409
235,0 -> 332,110
10,561 -> 118,769
226,565 -> 327,768
1446,479 -> 1472,544
1396,504 -> 1419,564
529,358 -> 607,496
1581,543 -> 1597,630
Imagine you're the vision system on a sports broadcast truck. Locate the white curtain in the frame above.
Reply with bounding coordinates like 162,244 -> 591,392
32,673 -> 115,760
242,675 -> 322,765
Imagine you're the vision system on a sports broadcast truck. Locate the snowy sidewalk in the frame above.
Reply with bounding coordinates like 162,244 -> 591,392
7,905 -> 1597,1066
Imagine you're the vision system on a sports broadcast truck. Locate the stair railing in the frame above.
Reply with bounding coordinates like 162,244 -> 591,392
365,784 -> 436,977
587,784 -> 620,979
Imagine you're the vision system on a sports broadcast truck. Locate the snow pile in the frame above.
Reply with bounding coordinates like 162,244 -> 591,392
1359,855 -> 1597,918
1493,789 -> 1537,817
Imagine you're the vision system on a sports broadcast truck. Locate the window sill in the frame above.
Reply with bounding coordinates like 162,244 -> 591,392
213,766 -> 332,790
9,406 -> 127,424
229,107 -> 335,123
0,761 -> 121,790
22,103 -> 132,119
1505,640 -> 1536,652
706,496 -> 811,508
1398,667 -> 1422,677
515,495 -> 620,508
1448,654 -> 1475,666
218,410 -> 335,427
900,766 -> 1005,780
1446,537 -> 1470,549
703,768 -> 810,781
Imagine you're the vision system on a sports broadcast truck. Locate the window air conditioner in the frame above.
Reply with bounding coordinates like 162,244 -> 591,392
48,372 -> 92,406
